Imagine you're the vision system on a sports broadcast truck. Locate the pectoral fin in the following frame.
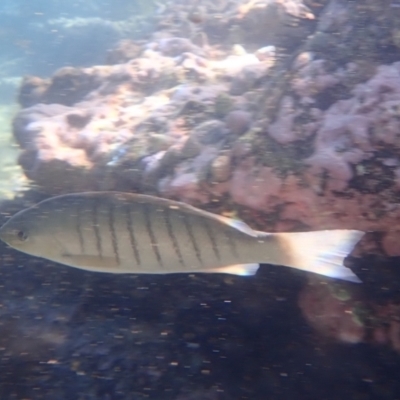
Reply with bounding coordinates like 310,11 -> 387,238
207,263 -> 259,276
61,254 -> 119,271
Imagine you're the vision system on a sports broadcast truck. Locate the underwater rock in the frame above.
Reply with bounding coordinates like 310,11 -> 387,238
153,0 -> 317,51
153,37 -> 205,57
268,96 -> 301,144
370,302 -> 400,353
192,120 -> 228,144
229,159 -> 282,212
303,62 -> 400,195
106,39 -> 143,64
8,0 -> 400,257
299,275 -> 400,355
229,62 -> 270,96
18,67 -> 103,107
210,153 -> 232,182
225,110 -> 252,136
18,76 -> 51,108
159,171 -> 210,204
299,277 -> 365,344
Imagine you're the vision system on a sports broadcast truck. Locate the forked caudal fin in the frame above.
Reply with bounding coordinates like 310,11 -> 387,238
273,230 -> 364,283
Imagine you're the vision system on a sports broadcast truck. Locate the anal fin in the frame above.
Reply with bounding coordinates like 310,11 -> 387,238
207,263 -> 259,276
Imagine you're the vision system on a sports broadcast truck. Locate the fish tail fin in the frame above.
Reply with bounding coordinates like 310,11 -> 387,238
276,230 -> 364,282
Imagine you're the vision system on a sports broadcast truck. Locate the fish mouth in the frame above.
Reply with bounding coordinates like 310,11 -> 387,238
0,223 -> 18,246
0,229 -> 14,246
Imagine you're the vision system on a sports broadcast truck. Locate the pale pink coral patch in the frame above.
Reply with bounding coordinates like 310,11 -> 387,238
229,160 -> 282,211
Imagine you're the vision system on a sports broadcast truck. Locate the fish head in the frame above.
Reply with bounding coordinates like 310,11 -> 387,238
0,206 -> 64,260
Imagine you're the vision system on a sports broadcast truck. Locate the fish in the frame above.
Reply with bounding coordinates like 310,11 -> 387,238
0,192 -> 364,282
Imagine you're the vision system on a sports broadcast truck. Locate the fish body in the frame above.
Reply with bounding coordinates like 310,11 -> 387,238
0,192 -> 364,282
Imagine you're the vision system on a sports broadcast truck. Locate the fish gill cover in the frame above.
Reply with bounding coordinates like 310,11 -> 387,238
0,0 -> 399,399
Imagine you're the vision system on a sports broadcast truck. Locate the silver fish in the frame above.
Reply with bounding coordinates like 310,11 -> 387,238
0,192 -> 363,282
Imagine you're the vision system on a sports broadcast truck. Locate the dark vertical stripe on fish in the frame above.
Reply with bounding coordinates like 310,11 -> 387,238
126,205 -> 141,266
76,203 -> 85,254
202,219 -> 220,261
108,203 -> 120,265
92,200 -> 102,257
143,204 -> 163,268
183,214 -> 203,265
225,230 -> 238,258
164,207 -> 185,267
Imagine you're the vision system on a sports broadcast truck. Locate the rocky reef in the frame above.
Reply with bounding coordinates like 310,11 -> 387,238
11,0 -> 400,256
2,0 -> 400,397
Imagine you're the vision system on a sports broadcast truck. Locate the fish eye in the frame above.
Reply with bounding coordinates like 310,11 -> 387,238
17,230 -> 28,242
